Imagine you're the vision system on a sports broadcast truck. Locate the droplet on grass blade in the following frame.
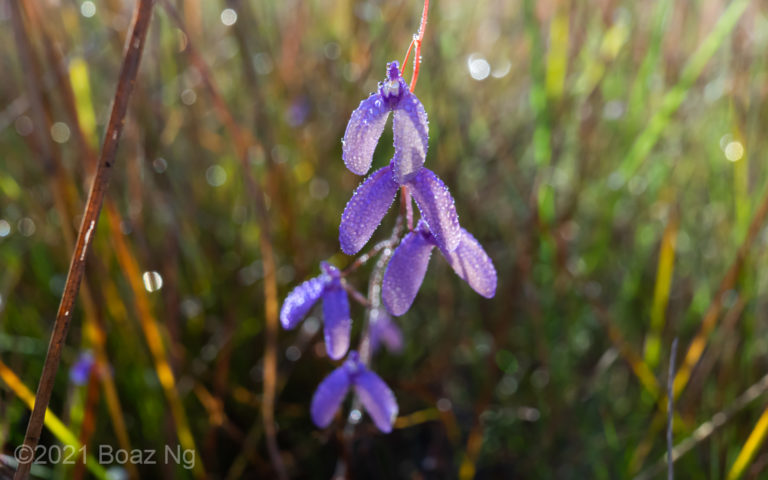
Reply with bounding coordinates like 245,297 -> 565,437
142,271 -> 163,292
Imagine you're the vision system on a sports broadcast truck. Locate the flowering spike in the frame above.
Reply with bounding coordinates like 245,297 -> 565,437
310,366 -> 351,428
339,165 -> 399,255
370,308 -> 404,353
69,351 -> 95,386
382,220 -> 496,316
392,92 -> 428,183
380,61 -> 408,105
353,368 -> 399,433
408,168 -> 461,252
279,263 -> 357,359
341,61 -> 428,181
280,274 -> 327,329
310,351 -> 398,433
342,94 -> 390,175
382,228 -> 434,316
438,229 -> 497,298
322,281 -> 352,360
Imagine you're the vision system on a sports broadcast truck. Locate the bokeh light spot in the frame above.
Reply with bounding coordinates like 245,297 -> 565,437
206,165 -> 228,187
220,8 -> 238,26
50,122 -> 71,143
80,1 -> 96,18
467,54 -> 491,81
725,141 -> 744,162
142,271 -> 163,292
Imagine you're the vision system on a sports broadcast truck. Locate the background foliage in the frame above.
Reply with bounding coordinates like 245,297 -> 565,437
2,0 -> 768,478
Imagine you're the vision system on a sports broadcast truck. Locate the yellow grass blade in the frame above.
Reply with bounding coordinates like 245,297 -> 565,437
644,212 -> 679,369
0,359 -> 109,479
727,405 -> 768,480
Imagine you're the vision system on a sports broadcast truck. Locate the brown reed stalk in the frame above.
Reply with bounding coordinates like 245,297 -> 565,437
20,6 -> 139,477
12,1 -> 154,478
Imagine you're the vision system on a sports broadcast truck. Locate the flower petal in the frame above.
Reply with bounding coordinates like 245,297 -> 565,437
370,308 -> 403,353
392,92 -> 428,184
439,229 -> 497,298
353,368 -> 399,433
408,168 -> 461,252
322,282 -> 352,360
280,275 -> 327,329
382,230 -> 434,316
342,93 -> 391,176
339,166 -> 399,255
69,351 -> 95,386
310,366 -> 351,428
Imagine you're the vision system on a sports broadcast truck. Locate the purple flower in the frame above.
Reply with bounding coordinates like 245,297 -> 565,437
280,262 -> 351,360
369,308 -> 403,354
339,164 -> 460,255
311,351 -> 398,433
382,220 -> 497,316
342,61 -> 428,185
69,351 -> 95,386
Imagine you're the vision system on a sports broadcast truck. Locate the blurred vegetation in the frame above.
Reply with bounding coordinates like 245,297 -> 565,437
2,0 -> 768,478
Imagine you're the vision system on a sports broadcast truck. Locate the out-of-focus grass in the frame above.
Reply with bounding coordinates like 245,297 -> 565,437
1,0 -> 768,478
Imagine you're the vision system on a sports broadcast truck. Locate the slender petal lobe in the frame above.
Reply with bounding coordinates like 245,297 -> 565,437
408,168 -> 461,253
280,275 -> 327,329
310,367 -> 351,428
322,282 -> 352,360
392,92 -> 429,183
354,369 -> 399,433
339,166 -> 399,255
382,230 -> 434,316
342,94 -> 391,175
370,309 -> 403,353
440,229 -> 497,298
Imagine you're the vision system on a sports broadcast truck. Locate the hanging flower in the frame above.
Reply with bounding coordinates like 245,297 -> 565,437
279,262 -> 351,360
311,351 -> 398,433
69,351 -> 95,386
339,162 -> 460,255
342,61 -> 429,185
369,307 -> 403,354
382,220 -> 497,316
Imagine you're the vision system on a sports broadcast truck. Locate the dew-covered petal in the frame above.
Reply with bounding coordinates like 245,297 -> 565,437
408,168 -> 461,253
339,166 -> 399,255
310,366 -> 351,428
392,92 -> 428,184
353,368 -> 399,433
322,282 -> 352,360
370,309 -> 403,353
280,275 -> 327,329
342,93 -> 391,176
439,229 -> 497,298
382,230 -> 434,316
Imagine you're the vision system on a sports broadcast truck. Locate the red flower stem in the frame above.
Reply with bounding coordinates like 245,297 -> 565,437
409,0 -> 430,92
401,38 -> 415,76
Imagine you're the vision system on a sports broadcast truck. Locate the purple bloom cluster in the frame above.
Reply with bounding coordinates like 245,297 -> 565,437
340,62 -> 496,308
280,61 -> 497,433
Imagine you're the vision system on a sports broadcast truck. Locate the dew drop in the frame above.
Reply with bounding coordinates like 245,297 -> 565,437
142,271 -> 164,292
